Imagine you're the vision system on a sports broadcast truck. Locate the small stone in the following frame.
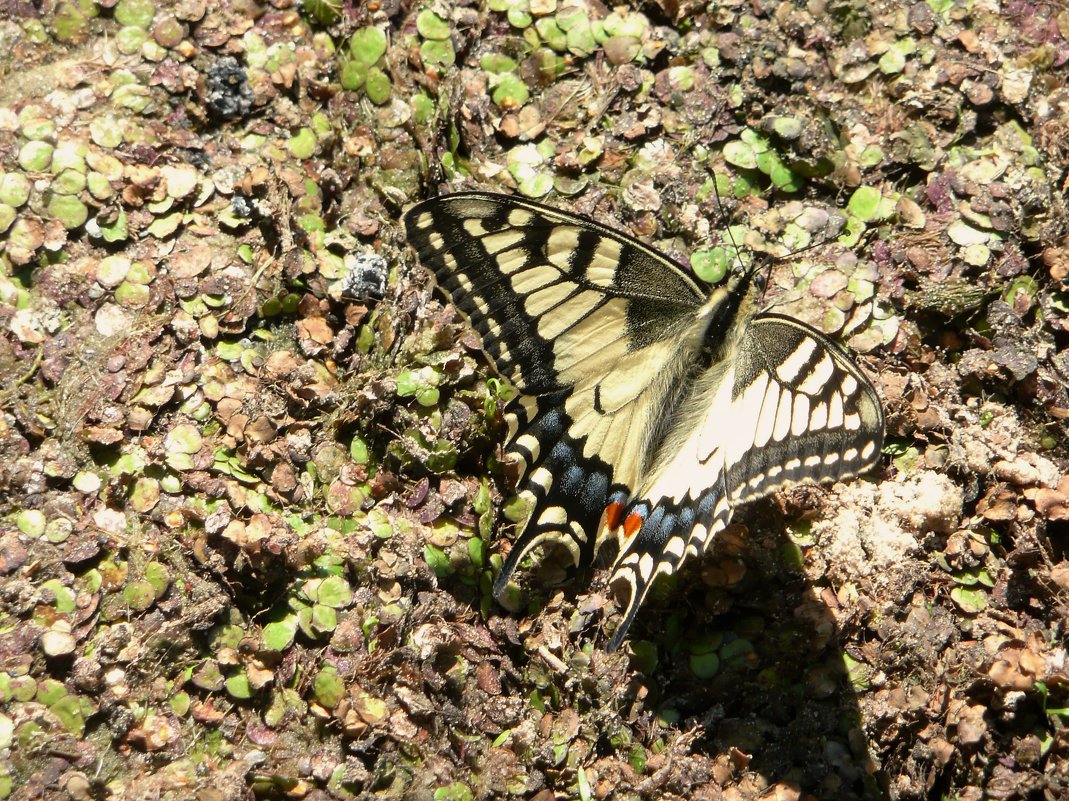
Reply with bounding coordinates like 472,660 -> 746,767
162,164 -> 199,199
95,303 -> 134,336
40,621 -> 77,657
1002,69 -> 1032,104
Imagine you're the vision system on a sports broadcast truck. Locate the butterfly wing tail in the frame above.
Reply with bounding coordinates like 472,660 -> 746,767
605,491 -> 735,651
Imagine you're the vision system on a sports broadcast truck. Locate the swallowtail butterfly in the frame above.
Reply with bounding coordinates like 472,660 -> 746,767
404,192 -> 884,650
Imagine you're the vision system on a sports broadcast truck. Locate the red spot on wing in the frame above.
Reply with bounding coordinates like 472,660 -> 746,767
623,512 -> 644,539
605,501 -> 625,531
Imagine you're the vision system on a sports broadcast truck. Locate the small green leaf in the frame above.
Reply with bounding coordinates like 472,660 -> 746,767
771,116 -> 803,139
166,423 -> 203,454
690,247 -> 729,283
17,509 -> 46,538
690,651 -> 719,678
507,7 -> 532,28
350,27 -> 387,66
50,695 -> 86,736
468,536 -> 485,568
364,67 -> 391,104
37,679 -> 67,706
473,480 -> 491,515
720,638 -> 755,669
535,17 -> 567,50
424,544 -> 453,578
502,495 -> 531,523
311,603 -> 338,632
722,140 -> 757,169
47,194 -> 88,229
169,691 -> 191,716
518,173 -> 553,198
565,19 -> 595,56
843,652 -> 873,690
951,587 -> 988,614
100,209 -> 129,242
114,0 -> 155,29
19,140 -> 54,171
350,435 -> 370,465
420,39 -> 455,66
879,48 -> 906,74
340,60 -> 368,90
144,562 -> 170,596
225,673 -> 253,699
123,580 -> 157,611
416,387 -> 440,407
369,508 -> 393,538
480,53 -> 517,73
411,93 -> 435,124
433,782 -> 474,801
40,579 -> 76,613
846,185 -> 882,221
262,616 -> 298,651
317,575 -> 353,608
491,73 -> 529,108
416,9 -> 451,40
577,767 -> 592,801
769,163 -> 800,190
313,666 -> 345,709
286,128 -> 317,160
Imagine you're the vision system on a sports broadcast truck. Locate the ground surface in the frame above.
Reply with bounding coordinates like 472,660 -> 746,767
1,1 -> 1068,800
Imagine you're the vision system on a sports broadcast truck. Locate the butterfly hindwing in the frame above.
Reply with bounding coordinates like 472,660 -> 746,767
493,389 -> 627,595
726,314 -> 885,501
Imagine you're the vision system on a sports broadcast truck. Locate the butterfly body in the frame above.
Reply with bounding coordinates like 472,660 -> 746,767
404,192 -> 883,650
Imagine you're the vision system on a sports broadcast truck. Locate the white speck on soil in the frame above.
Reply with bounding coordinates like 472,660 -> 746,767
814,472 -> 963,579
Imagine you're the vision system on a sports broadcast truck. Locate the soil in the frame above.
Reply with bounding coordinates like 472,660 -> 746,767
1,2 -> 1068,800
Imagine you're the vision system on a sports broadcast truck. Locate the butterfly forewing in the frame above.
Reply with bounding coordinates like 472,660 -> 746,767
405,193 -> 705,394
726,315 -> 884,501
404,192 -> 885,652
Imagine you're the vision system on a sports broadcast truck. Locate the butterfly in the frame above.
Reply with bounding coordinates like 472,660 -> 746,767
404,192 -> 884,651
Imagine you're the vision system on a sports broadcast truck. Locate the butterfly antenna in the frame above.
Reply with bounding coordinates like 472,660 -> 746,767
775,233 -> 835,262
711,173 -> 747,274
713,173 -> 775,300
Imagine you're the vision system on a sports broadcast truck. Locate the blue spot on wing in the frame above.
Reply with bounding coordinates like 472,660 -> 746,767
561,464 -> 585,495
